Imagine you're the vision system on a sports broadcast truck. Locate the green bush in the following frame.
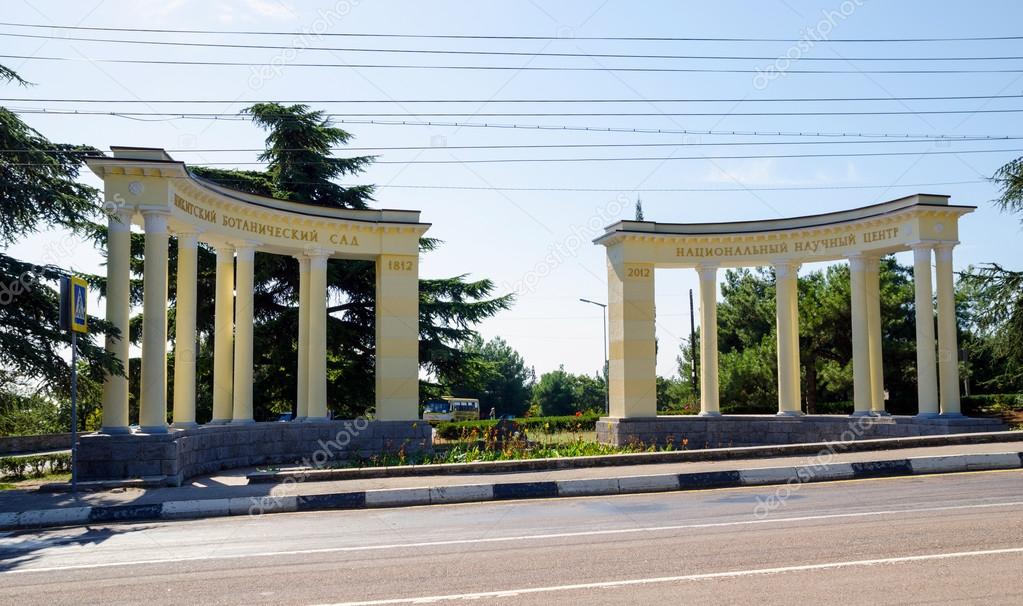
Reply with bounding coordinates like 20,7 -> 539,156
434,414 -> 600,440
961,393 -> 1023,415
0,452 -> 71,480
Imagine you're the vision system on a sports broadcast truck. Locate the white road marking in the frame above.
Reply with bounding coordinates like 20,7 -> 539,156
312,547 -> 1023,605
1,499 -> 1021,575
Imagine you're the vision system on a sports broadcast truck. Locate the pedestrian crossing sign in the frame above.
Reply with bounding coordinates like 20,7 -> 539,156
70,276 -> 88,334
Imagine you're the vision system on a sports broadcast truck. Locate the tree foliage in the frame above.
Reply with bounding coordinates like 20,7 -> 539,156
0,65 -> 121,431
174,103 -> 512,420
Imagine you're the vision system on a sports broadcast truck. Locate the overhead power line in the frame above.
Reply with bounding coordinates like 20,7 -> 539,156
5,31 -> 1023,61
7,54 -> 1023,74
5,94 -> 1023,104
12,111 -> 1014,140
10,148 -> 1005,166
12,107 -> 1023,118
7,137 -> 1019,155
2,21 -> 1021,42
330,180 -> 989,193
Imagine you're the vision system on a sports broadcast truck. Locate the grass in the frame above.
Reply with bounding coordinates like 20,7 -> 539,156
0,472 -> 70,491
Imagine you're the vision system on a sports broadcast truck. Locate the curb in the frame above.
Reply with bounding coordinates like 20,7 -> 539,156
245,430 -> 1023,485
2,451 -> 1021,532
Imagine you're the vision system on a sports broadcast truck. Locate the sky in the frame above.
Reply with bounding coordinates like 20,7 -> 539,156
3,0 -> 1023,380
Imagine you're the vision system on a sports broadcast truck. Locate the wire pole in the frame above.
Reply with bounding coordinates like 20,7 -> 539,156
70,331 -> 78,492
689,288 -> 698,396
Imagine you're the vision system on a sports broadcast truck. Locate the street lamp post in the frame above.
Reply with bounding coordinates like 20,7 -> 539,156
579,298 -> 609,415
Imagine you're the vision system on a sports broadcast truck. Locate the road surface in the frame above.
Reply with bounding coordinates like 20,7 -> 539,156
1,470 -> 1021,605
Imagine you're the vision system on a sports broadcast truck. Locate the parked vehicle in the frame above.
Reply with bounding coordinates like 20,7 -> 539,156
422,397 -> 480,421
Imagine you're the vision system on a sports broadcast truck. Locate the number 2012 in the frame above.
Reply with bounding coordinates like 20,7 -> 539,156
627,267 -> 650,278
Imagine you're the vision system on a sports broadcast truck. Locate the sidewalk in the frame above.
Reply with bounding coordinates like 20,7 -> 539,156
1,439 -> 1021,530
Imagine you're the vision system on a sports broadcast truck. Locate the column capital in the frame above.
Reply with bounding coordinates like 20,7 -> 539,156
848,253 -> 868,272
933,242 -> 958,260
772,260 -> 800,278
106,208 -> 134,231
175,230 -> 200,246
140,209 -> 169,233
233,242 -> 259,262
306,249 -> 330,268
696,263 -> 718,279
908,241 -> 935,251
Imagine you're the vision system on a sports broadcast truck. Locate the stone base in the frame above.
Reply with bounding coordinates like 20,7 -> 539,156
596,414 -> 1007,449
78,420 -> 432,486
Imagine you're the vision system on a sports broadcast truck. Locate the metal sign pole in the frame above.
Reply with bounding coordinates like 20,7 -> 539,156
70,330 -> 78,492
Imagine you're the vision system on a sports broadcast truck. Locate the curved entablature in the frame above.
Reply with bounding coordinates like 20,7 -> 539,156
595,193 -> 974,268
86,146 -> 430,259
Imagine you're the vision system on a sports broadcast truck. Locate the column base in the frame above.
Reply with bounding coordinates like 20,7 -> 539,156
776,410 -> 804,417
915,412 -> 941,419
698,411 -> 722,417
100,425 -> 132,435
872,411 -> 891,417
939,412 -> 965,418
138,425 -> 169,434
230,418 -> 256,425
207,418 -> 232,425
850,411 -> 874,417
171,421 -> 199,429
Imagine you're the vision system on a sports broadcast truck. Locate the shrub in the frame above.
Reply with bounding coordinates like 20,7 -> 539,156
0,452 -> 71,480
434,414 -> 600,440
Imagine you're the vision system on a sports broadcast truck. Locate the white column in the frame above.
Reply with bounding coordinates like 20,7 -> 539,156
306,253 -> 329,421
139,210 -> 170,433
296,256 -> 310,421
935,243 -> 962,416
774,261 -> 802,416
697,264 -> 720,416
849,255 -> 872,416
101,209 -> 132,433
171,231 -> 199,428
231,245 -> 256,424
865,256 -> 886,415
911,244 -> 939,417
211,245 -> 234,423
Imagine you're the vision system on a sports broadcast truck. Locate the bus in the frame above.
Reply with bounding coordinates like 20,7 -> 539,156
422,397 -> 480,422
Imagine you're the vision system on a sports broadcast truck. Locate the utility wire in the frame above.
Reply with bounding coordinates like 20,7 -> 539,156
327,179 -> 988,193
2,21 -> 1021,42
5,31 -> 1023,61
11,148 -> 1010,166
5,94 -> 1023,104
11,111 -> 1013,140
6,137 -> 1018,155
16,108 -> 1023,117
7,54 -> 1023,73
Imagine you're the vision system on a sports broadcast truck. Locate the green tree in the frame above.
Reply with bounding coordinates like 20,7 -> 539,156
172,103 -> 512,420
572,371 -> 606,414
435,336 -> 534,417
0,65 -> 121,432
532,366 -> 577,416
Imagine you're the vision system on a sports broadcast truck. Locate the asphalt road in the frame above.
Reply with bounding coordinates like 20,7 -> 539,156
1,470 -> 1021,605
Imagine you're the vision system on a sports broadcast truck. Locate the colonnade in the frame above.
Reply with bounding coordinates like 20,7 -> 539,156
99,211 -> 422,433
600,193 -> 973,419
691,244 -> 960,418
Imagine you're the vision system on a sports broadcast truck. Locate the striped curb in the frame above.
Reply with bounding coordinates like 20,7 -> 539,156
2,451 -> 1021,532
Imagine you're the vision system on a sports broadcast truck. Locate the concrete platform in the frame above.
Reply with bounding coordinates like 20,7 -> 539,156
597,414 -> 1006,448
77,420 -> 432,486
